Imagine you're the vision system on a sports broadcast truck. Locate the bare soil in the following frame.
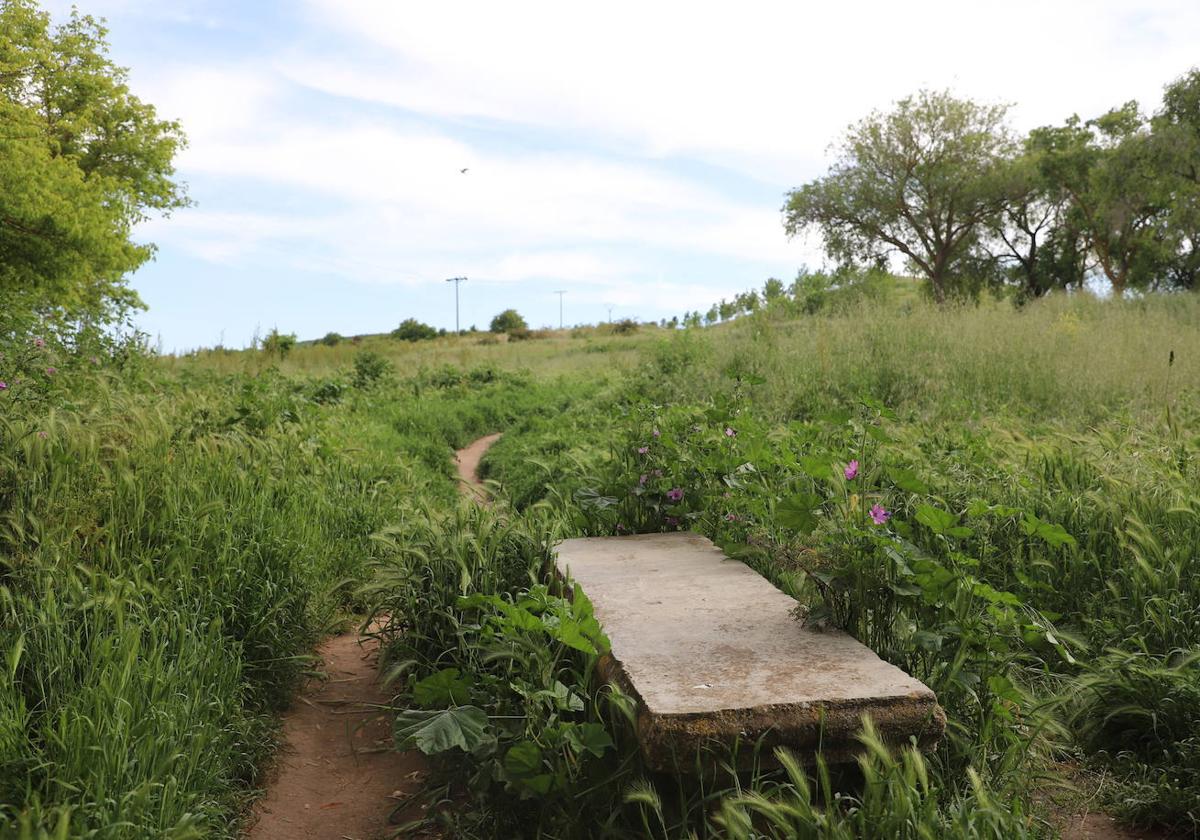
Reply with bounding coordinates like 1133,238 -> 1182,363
243,629 -> 426,840
455,432 -> 502,501
245,434 -> 503,839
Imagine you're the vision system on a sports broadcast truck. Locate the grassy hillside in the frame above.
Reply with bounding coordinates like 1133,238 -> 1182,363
2,291 -> 1198,838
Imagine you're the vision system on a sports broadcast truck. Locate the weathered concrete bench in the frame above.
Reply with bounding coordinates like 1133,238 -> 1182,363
554,532 -> 945,771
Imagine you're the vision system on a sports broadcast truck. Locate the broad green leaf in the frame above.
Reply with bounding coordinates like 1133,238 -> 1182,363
395,706 -> 489,755
888,468 -> 929,494
915,504 -> 958,535
413,667 -> 472,708
799,456 -> 834,481
503,740 -> 543,777
564,722 -> 615,758
778,492 -> 822,534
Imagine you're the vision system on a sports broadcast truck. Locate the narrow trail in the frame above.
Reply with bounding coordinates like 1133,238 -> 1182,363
244,434 -> 502,840
455,432 -> 502,502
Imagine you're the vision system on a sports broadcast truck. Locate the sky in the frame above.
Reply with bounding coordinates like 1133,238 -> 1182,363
42,0 -> 1200,351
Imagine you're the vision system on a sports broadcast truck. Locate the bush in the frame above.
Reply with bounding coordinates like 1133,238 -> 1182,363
489,309 -> 528,334
352,350 -> 391,388
611,318 -> 639,335
392,319 -> 439,342
261,328 -> 297,359
319,332 -> 343,346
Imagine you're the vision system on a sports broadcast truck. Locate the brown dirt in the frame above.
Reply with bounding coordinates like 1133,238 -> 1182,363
243,629 -> 427,840
1059,813 -> 1165,840
454,432 -> 502,501
245,435 -> 503,839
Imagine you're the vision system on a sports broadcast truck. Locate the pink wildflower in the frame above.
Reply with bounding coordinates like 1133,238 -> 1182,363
667,487 -> 684,503
33,337 -> 45,348
652,428 -> 661,438
637,446 -> 649,455
45,367 -> 56,376
869,504 -> 891,525
844,460 -> 859,480
725,427 -> 736,437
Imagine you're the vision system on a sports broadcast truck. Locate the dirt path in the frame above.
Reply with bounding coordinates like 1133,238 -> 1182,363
244,629 -> 426,840
245,435 -> 503,839
455,432 -> 502,501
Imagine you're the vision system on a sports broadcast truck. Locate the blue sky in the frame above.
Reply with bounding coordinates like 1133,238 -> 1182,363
44,0 -> 1200,350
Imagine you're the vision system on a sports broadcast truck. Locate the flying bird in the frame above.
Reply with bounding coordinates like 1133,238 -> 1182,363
460,167 -> 469,174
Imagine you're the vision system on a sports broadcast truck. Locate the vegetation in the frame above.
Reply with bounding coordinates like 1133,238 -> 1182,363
0,0 -> 187,322
5,4 -> 1200,837
392,318 -> 440,342
788,74 -> 1200,302
490,308 -> 529,334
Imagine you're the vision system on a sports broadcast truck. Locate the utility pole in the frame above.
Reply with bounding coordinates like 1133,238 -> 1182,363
445,276 -> 467,333
554,290 -> 566,330
606,305 -> 614,323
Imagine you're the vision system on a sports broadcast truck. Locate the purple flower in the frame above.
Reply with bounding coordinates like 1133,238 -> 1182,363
45,367 -> 56,376
665,516 -> 679,527
33,337 -> 45,348
638,473 -> 648,486
637,446 -> 649,455
844,460 -> 859,481
724,427 -> 736,437
652,428 -> 661,438
725,513 -> 740,522
36,431 -> 47,440
869,504 -> 891,525
666,487 -> 684,503
0,382 -> 6,391
616,523 -> 627,533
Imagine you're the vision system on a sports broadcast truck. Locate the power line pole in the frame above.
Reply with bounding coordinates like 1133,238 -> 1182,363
445,276 -> 467,333
606,304 -> 614,323
554,290 -> 566,329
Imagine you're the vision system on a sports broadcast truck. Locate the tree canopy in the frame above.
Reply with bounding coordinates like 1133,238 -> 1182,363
0,0 -> 187,322
784,91 -> 1014,302
786,74 -> 1200,300
489,309 -> 528,334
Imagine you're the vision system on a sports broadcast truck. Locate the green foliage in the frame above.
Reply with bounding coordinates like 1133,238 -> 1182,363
352,349 -> 390,388
391,318 -> 439,342
260,328 -> 296,358
490,308 -> 528,334
319,331 -> 343,346
0,0 -> 187,321
785,90 -> 1015,302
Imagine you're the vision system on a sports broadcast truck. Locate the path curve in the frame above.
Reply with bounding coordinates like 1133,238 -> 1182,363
245,434 -> 504,839
455,432 -> 502,501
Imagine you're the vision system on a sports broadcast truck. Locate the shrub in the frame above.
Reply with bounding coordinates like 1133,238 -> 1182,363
392,319 -> 439,342
352,350 -> 391,388
319,332 -> 343,346
261,328 -> 297,359
489,309 -> 528,334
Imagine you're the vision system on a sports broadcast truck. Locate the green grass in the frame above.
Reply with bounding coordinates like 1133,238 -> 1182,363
3,288 -> 1199,837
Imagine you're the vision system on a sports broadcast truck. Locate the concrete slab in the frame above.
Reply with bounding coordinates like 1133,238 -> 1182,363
554,532 -> 945,771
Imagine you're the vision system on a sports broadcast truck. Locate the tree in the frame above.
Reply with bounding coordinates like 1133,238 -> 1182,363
762,277 -> 785,302
784,90 -> 1014,302
1152,68 -> 1200,290
981,150 -> 1088,300
489,309 -> 528,334
392,318 -> 438,341
1029,104 -> 1171,297
0,1 -> 187,321
261,328 -> 296,358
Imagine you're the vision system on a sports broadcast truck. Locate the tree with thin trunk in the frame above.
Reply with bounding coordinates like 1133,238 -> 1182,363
783,90 -> 1014,303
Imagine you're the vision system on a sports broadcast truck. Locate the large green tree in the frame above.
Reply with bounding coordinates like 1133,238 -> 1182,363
0,0 -> 187,321
1028,104 -> 1172,297
1152,69 -> 1200,290
784,91 -> 1014,302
